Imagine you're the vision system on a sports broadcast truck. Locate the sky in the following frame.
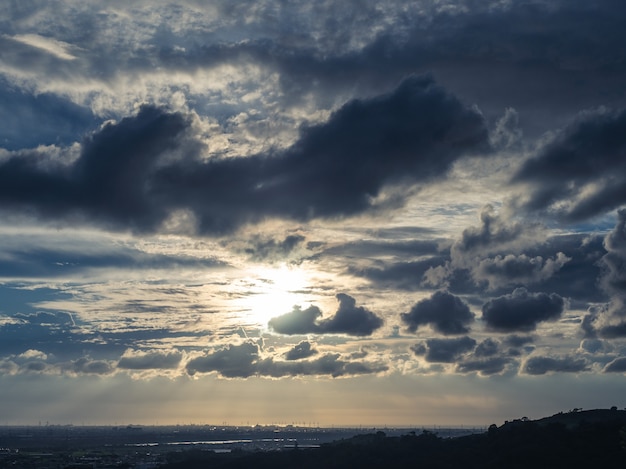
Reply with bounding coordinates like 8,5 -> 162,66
1,0 -> 626,427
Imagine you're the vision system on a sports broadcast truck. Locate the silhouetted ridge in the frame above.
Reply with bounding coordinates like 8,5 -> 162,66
160,408 -> 626,469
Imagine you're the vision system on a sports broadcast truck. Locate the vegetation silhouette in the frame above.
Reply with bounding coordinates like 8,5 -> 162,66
162,409 -> 626,468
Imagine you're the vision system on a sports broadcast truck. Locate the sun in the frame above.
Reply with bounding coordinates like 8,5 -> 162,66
237,264 -> 311,328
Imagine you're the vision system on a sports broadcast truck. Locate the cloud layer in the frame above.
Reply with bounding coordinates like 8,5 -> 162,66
269,294 -> 383,336
1,0 -> 626,426
0,75 -> 489,235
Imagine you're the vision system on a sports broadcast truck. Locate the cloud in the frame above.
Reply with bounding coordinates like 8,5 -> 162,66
0,75 -> 490,235
523,355 -> 590,375
0,359 -> 18,375
600,209 -> 626,295
425,224 -> 606,303
269,293 -> 383,336
14,311 -> 74,325
456,356 -> 511,376
474,338 -> 500,357
8,34 -> 78,61
474,252 -> 571,290
24,361 -> 47,372
481,288 -> 565,332
512,107 -> 626,221
268,305 -> 323,335
4,1 -> 626,122
423,205 -> 573,294
319,293 -> 383,336
491,107 -> 523,150
401,291 -> 475,335
186,341 -> 260,378
578,338 -> 612,354
411,336 -> 476,363
503,335 -> 534,348
231,233 -> 306,262
184,340 -> 386,378
284,340 -> 318,360
322,237 -> 440,259
350,256 -> 447,291
256,354 -> 388,378
0,242 -> 224,279
529,234 -> 606,304
0,105 -> 192,232
71,357 -> 113,375
582,210 -> 626,337
603,357 -> 626,373
583,301 -> 626,339
117,350 -> 183,370
450,205 -> 541,265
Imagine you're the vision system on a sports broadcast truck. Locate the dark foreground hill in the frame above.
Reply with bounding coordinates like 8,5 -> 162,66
162,409 -> 626,469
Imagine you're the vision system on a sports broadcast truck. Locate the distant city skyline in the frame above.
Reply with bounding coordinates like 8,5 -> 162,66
1,0 -> 626,427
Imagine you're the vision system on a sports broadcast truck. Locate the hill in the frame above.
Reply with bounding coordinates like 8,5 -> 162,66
161,408 -> 626,468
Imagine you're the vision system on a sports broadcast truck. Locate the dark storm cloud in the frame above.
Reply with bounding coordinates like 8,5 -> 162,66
503,335 -> 534,348
456,356 -> 511,376
268,293 -> 383,336
157,74 -> 489,233
528,234 -> 607,304
474,338 -> 500,357
3,1 -> 626,147
411,336 -> 476,363
268,305 -> 323,335
401,291 -> 475,335
186,341 -> 259,378
274,74 -> 489,208
117,351 -> 182,370
451,205 -> 538,262
349,256 -> 447,291
284,340 -> 318,361
422,205 -> 552,293
256,354 -> 388,378
474,252 -> 570,290
71,357 -> 113,375
425,209 -> 606,303
453,338 -> 516,375
599,209 -> 626,295
0,75 -> 490,234
185,340 -> 386,378
319,293 -> 383,336
603,357 -> 626,373
476,233 -> 606,303
326,236 -> 445,291
0,105 -> 191,232
582,211 -> 626,338
482,288 -> 565,332
523,355 -> 590,375
513,108 -> 626,221
171,1 -> 626,125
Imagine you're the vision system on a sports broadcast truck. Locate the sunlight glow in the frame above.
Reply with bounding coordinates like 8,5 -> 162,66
236,265 -> 312,328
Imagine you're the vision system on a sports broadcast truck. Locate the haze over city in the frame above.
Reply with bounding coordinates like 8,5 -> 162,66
1,0 -> 626,428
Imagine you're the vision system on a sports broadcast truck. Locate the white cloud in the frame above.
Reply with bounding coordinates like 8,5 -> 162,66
8,34 -> 78,60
